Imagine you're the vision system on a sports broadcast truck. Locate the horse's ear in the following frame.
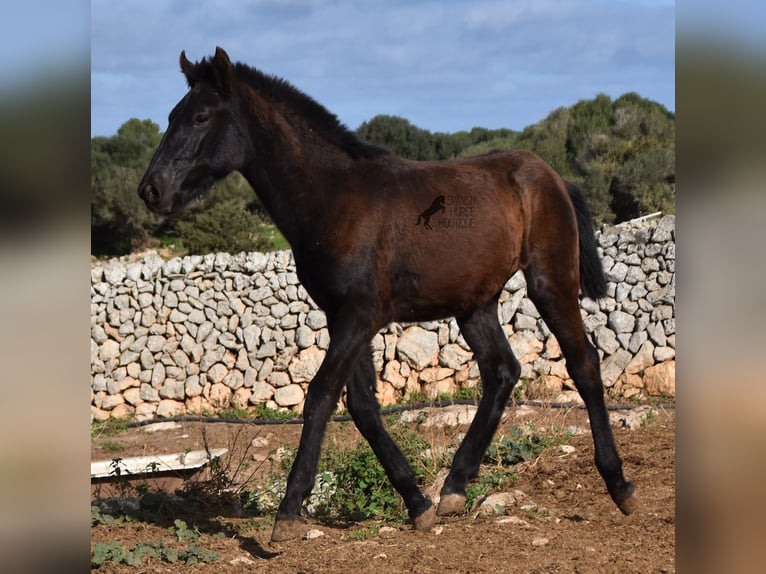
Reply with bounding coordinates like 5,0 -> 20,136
212,46 -> 234,95
179,50 -> 196,87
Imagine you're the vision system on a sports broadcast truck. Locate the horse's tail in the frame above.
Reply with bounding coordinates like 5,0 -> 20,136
565,181 -> 607,299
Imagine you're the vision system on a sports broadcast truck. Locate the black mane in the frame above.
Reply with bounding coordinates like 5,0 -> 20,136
189,55 -> 389,160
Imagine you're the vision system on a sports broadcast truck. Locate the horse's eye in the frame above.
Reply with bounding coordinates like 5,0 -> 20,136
193,112 -> 209,126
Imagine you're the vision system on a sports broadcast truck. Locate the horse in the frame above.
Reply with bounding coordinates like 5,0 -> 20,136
138,47 -> 637,543
416,195 -> 446,229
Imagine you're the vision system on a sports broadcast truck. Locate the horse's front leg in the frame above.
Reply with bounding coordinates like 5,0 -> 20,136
270,312 -> 371,543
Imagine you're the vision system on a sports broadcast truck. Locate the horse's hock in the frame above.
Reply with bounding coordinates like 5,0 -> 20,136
90,216 -> 675,421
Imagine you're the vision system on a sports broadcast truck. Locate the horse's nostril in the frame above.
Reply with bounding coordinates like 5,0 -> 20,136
141,184 -> 160,205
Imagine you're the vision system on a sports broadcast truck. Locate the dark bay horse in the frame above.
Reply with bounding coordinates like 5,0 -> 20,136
138,47 -> 637,543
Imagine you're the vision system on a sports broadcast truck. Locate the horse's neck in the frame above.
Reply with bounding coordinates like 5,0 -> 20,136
239,103 -> 352,246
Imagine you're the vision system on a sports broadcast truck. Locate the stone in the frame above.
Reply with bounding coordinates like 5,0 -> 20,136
122,387 -> 144,406
250,381 -> 274,403
610,406 -> 658,430
99,340 -> 120,362
101,393 -> 125,410
601,348 -> 633,387
231,388 -> 252,409
135,403 -> 158,421
268,371 -> 292,388
185,376 -> 203,397
654,346 -> 675,362
224,370 -> 245,390
419,404 -> 477,427
476,491 -> 518,515
288,347 -> 325,383
295,325 -> 315,349
139,384 -> 160,402
207,363 -> 228,384
156,399 -> 185,418
625,340 -> 655,375
208,383 -> 233,408
608,310 -> 635,334
594,326 -> 620,354
438,343 -> 473,369
508,331 -> 543,363
643,361 -> 675,396
159,379 -> 185,400
274,384 -> 304,407
150,363 -> 166,388
397,326 -> 439,370
375,380 -> 398,406
110,404 -> 134,419
382,360 -> 406,389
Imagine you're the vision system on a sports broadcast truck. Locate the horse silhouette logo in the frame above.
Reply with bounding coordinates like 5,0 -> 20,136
416,195 -> 446,230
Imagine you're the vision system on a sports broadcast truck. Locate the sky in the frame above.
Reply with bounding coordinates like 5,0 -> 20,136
90,0 -> 676,138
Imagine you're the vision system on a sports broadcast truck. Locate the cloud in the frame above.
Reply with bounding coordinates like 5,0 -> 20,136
91,0 -> 674,135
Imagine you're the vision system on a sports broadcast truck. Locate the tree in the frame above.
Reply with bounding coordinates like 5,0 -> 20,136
91,119 -> 163,255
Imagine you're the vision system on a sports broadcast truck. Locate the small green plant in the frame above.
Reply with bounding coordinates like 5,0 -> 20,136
454,385 -> 481,401
170,519 -> 202,541
313,443 -> 405,523
483,424 -> 565,467
91,504 -> 129,526
91,539 -> 219,567
511,378 -> 530,403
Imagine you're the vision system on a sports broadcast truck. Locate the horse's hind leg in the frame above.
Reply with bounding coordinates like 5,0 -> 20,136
438,296 -> 521,515
524,263 -> 638,515
346,353 -> 435,530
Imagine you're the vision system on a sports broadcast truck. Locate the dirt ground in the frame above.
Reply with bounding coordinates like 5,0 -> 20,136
91,404 -> 675,573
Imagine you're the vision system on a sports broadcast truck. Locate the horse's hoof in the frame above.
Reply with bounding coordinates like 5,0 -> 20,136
413,504 -> 436,531
270,517 -> 308,543
617,491 -> 640,515
436,493 -> 466,516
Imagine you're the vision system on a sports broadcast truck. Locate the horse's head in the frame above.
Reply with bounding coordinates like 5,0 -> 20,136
138,47 -> 249,214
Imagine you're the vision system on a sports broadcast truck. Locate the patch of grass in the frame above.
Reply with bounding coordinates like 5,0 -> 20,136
91,418 -> 129,439
216,406 -> 256,420
252,402 -> 299,422
98,440 -> 124,453
348,524 -> 382,541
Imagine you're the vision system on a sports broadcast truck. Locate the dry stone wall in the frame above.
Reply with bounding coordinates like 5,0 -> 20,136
90,216 -> 675,421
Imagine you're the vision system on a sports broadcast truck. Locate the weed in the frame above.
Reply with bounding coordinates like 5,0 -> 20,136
176,425 -> 265,512
313,443 -> 406,523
